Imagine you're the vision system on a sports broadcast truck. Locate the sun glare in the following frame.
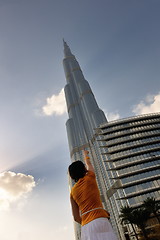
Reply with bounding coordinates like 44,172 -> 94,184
0,188 -> 10,200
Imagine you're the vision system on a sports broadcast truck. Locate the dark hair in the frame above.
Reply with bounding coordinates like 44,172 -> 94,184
68,161 -> 87,182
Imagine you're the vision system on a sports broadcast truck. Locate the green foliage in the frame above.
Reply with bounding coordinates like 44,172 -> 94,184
143,197 -> 159,212
119,205 -> 134,225
143,197 -> 160,223
119,197 -> 160,240
120,203 -> 150,240
120,205 -> 150,227
130,208 -> 150,228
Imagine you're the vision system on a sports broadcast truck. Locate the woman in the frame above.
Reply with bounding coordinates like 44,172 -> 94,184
68,150 -> 118,240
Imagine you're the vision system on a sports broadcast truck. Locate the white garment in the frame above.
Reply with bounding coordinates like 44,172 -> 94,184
81,218 -> 118,240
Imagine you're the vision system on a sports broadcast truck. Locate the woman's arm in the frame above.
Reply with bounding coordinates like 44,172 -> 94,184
70,195 -> 82,224
83,150 -> 95,172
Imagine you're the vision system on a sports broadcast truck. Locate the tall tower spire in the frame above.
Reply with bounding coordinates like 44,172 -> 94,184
63,43 -> 111,240
63,39 -> 74,58
63,42 -> 107,154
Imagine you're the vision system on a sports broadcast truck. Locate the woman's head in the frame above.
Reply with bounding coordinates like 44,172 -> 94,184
68,161 -> 87,182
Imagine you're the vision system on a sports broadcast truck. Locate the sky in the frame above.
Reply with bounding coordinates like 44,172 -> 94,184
0,0 -> 160,239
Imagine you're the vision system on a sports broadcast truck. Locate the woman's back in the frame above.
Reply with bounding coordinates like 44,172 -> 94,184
71,171 -> 109,226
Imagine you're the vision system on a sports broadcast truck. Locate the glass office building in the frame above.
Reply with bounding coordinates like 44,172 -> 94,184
97,113 -> 160,238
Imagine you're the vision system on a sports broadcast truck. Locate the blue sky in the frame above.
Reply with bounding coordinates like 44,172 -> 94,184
0,0 -> 160,239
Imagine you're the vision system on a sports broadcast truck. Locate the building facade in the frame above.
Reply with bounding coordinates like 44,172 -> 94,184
97,113 -> 160,238
62,41 -> 160,240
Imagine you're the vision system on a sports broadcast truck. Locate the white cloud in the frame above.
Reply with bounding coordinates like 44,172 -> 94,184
42,88 -> 67,116
132,92 -> 160,115
0,171 -> 36,210
104,110 -> 120,121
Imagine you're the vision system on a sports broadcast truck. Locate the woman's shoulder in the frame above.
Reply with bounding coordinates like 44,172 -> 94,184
86,170 -> 95,178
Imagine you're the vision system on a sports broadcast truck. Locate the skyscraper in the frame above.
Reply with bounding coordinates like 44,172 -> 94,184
62,41 -> 160,240
63,41 -> 123,240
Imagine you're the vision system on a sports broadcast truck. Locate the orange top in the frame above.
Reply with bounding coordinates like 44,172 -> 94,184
71,171 -> 110,226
